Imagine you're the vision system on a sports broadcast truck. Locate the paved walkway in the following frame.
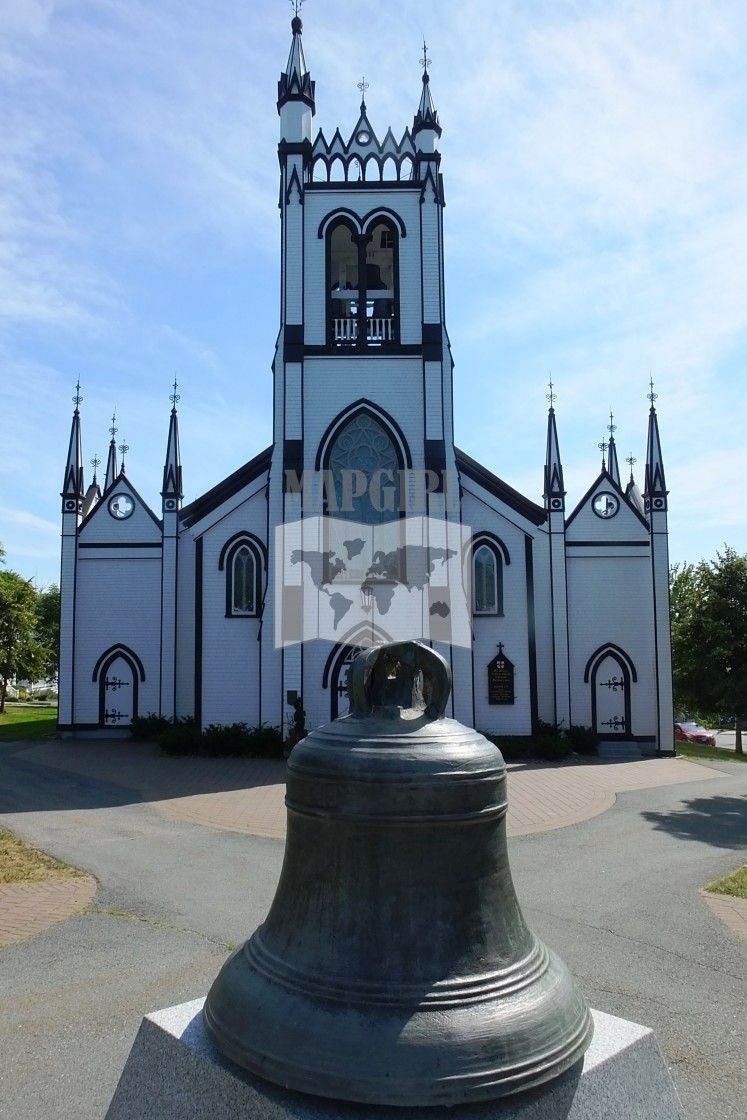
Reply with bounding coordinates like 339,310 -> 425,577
2,738 -> 744,949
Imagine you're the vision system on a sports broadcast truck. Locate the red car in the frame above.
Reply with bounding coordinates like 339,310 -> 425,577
674,721 -> 717,746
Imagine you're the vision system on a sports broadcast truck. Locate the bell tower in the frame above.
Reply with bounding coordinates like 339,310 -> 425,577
263,18 -> 463,728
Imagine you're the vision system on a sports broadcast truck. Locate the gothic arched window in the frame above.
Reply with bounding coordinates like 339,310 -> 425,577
328,413 -> 401,524
327,217 -> 398,348
321,409 -> 408,583
219,534 -> 265,618
473,542 -> 504,616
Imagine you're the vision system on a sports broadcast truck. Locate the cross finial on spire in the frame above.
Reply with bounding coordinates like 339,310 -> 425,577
118,440 -> 129,472
626,452 -> 637,482
546,377 -> 556,408
598,437 -> 608,469
357,75 -> 369,109
90,454 -> 101,483
72,380 -> 83,410
607,409 -> 616,437
109,411 -> 118,439
420,40 -> 431,73
647,375 -> 658,406
169,377 -> 180,409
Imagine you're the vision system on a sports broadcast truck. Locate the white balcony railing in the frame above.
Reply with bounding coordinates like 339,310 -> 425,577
333,318 -> 394,344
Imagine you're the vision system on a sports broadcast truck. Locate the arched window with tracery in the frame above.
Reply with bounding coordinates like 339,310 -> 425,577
320,407 -> 409,583
470,536 -> 508,617
219,534 -> 265,618
327,217 -> 398,348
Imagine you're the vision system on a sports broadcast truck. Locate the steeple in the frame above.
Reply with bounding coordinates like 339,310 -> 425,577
606,410 -> 620,486
413,41 -> 442,141
625,453 -> 644,515
162,381 -> 183,509
277,8 -> 315,142
644,380 -> 667,513
543,381 -> 565,512
82,453 -> 102,518
61,382 -> 84,514
104,411 -> 119,492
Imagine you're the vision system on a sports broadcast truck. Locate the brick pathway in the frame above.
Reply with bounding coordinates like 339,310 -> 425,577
0,875 -> 97,949
701,890 -> 747,943
0,742 -> 728,948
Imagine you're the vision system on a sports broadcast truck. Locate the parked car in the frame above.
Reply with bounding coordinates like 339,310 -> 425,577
674,720 -> 717,746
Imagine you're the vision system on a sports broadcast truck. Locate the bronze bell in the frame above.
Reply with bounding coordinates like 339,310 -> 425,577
204,641 -> 593,1106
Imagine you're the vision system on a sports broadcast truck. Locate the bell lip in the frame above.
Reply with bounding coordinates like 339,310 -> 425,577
202,996 -> 594,1107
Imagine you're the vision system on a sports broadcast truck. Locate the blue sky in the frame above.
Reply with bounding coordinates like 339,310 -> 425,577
1,0 -> 746,588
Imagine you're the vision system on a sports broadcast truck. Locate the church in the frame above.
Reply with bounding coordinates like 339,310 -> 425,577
58,15 -> 674,754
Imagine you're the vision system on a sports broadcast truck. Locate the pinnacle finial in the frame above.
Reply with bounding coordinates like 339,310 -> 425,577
290,0 -> 303,18
90,454 -> 101,483
109,411 -> 118,439
72,380 -> 83,410
118,440 -> 129,472
169,377 -> 180,409
546,377 -> 556,408
420,40 -> 431,75
598,437 -> 608,470
357,75 -> 369,110
607,409 -> 616,437
647,375 -> 658,406
626,452 -> 637,483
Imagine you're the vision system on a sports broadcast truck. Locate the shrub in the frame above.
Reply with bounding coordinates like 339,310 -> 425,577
131,713 -> 173,740
159,718 -> 202,756
567,724 -> 599,755
482,733 -> 534,761
534,734 -> 572,761
157,720 -> 284,758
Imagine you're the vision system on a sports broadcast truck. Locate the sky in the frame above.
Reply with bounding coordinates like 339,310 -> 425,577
1,0 -> 746,589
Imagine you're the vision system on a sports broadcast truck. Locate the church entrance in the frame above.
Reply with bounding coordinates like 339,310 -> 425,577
591,652 -> 629,736
93,644 -> 144,729
329,644 -> 361,720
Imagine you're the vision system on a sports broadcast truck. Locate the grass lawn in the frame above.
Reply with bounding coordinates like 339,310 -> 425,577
706,864 -> 747,900
0,703 -> 58,741
675,741 -> 747,764
0,826 -> 84,884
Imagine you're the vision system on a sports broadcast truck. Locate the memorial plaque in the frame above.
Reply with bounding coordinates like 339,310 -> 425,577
488,644 -> 514,705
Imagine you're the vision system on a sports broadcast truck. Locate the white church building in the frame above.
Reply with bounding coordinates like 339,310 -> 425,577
58,15 -> 673,753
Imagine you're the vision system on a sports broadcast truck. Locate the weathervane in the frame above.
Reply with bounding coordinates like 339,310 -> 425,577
546,377 -> 556,408
109,411 -> 118,439
72,380 -> 83,409
170,377 -> 180,408
420,40 -> 431,72
647,375 -> 657,405
607,409 -> 616,438
357,75 -> 369,108
598,437 -> 608,469
90,454 -> 101,483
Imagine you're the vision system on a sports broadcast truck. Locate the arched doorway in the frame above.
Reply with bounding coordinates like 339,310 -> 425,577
92,645 -> 145,729
584,645 -> 636,736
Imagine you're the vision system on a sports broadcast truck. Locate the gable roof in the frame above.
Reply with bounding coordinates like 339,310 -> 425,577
455,448 -> 546,527
180,445 -> 272,528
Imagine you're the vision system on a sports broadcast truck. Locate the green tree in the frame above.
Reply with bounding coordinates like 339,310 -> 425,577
0,571 -> 52,713
670,548 -> 747,754
35,585 -> 61,682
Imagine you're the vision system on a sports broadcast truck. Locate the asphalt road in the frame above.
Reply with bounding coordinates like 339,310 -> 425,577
1,742 -> 746,1120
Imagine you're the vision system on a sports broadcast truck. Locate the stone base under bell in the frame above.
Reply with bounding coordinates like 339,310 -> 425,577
105,998 -> 685,1120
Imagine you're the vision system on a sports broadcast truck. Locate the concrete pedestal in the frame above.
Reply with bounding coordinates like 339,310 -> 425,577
105,998 -> 685,1119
